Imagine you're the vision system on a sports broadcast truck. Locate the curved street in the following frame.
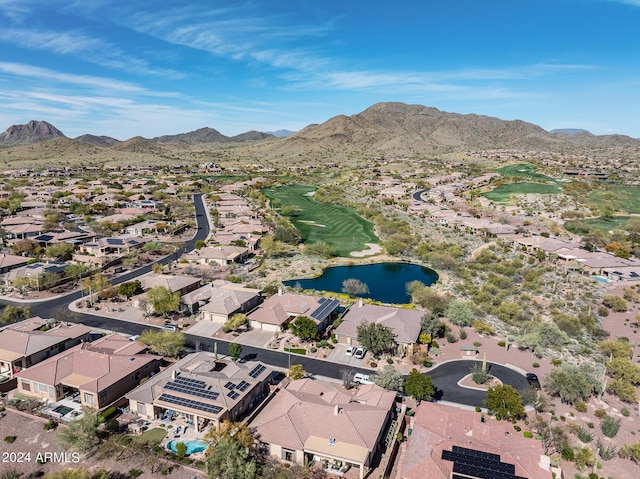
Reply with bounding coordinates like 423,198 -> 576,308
0,193 -> 530,408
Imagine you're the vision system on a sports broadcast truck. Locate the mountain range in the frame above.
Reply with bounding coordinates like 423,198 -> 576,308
1,103 -> 639,162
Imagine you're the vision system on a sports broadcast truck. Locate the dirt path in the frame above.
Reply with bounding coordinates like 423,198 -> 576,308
470,241 -> 496,259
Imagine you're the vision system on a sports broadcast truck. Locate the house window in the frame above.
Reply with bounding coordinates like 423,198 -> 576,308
21,380 -> 30,392
83,393 -> 94,405
282,448 -> 296,462
137,403 -> 146,415
98,390 -> 107,404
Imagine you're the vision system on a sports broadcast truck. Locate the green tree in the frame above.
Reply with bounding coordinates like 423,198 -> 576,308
229,342 -> 242,362
175,441 -> 187,457
420,314 -> 446,338
606,357 -> 640,384
341,278 -> 370,296
289,315 -> 318,342
259,235 -> 289,258
406,281 -> 451,316
45,242 -> 74,261
139,330 -> 185,357
372,365 -> 405,392
225,313 -> 248,332
303,241 -> 336,258
57,407 -> 102,454
544,365 -> 597,404
405,368 -> 434,401
65,263 -> 89,285
445,300 -> 474,326
146,286 -> 181,317
81,273 -> 110,304
119,280 -> 142,298
288,364 -> 306,380
483,384 -> 525,420
0,305 -> 30,324
602,294 -> 629,312
12,239 -> 37,256
357,322 -> 396,356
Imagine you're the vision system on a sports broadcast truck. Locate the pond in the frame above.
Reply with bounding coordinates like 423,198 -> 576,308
283,262 -> 438,304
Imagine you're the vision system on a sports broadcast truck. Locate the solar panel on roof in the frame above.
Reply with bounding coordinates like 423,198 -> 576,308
224,381 -> 236,390
227,391 -> 240,400
236,381 -> 250,391
165,381 -> 219,400
309,298 -> 340,321
248,364 -> 266,378
444,447 -> 524,479
158,393 -> 223,415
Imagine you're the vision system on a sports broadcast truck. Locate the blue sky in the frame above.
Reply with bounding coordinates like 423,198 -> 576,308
0,0 -> 639,139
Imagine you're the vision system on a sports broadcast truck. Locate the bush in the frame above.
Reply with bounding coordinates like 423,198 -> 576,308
221,326 -> 231,334
602,294 -> 628,312
309,347 -> 317,353
575,401 -> 588,413
587,422 -> 594,429
552,358 -> 562,366
105,418 -> 120,433
386,357 -> 394,364
576,426 -> 594,443
423,360 -> 432,368
514,425 -> 521,432
4,435 -> 16,443
600,415 -> 621,438
622,408 -> 631,417
459,328 -> 467,340
445,332 -> 457,343
523,431 -> 533,438
594,409 -> 607,419
498,340 -> 506,347
43,419 -> 58,431
129,469 -> 143,479
597,306 -> 609,317
473,341 -> 482,347
532,362 -> 540,368
475,406 -> 482,412
370,362 -> 378,368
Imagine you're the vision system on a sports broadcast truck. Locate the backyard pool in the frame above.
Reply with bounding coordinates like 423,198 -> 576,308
166,439 -> 209,455
53,405 -> 73,416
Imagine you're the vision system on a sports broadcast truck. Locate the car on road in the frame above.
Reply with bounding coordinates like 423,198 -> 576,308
162,324 -> 177,332
354,346 -> 367,360
346,346 -> 355,356
526,373 -> 541,388
128,334 -> 141,342
353,373 -> 374,385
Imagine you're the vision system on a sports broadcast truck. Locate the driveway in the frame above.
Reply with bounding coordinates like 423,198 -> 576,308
327,343 -> 369,367
237,329 -> 274,348
184,320 -> 223,338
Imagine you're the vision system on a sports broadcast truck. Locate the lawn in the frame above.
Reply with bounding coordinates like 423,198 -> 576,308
133,427 -> 167,445
496,164 -> 557,183
262,184 -> 379,257
284,347 -> 307,355
481,182 -> 561,202
564,216 -> 632,235
588,186 -> 640,214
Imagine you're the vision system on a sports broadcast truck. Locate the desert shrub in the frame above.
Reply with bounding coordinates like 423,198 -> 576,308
473,341 -> 482,347
129,469 -> 143,479
514,425 -> 521,432
4,436 -> 16,443
597,306 -> 609,317
370,362 -> 377,368
532,362 -> 540,368
552,358 -> 562,366
594,409 -> 607,419
596,438 -> 617,461
523,431 -> 533,438
622,408 -> 631,417
43,419 -> 58,431
587,422 -> 595,429
386,357 -> 394,364
619,442 -> 640,463
471,363 -> 490,385
607,379 -> 639,403
221,326 -> 231,334
576,426 -> 594,443
600,415 -> 621,438
459,328 -> 467,340
575,401 -> 588,413
602,294 -> 628,312
498,340 -> 506,347
445,332 -> 457,343
309,347 -> 317,353
475,406 -> 482,412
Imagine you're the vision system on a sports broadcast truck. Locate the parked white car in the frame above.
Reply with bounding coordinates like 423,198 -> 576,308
354,346 -> 367,359
346,346 -> 355,356
353,373 -> 374,385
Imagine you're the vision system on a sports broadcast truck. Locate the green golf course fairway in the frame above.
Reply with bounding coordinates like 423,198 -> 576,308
262,184 -> 379,257
481,182 -> 561,202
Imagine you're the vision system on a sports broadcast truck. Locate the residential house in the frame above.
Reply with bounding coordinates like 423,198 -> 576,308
126,352 -> 273,432
4,261 -> 71,287
398,402 -> 554,479
0,253 -> 30,274
15,333 -> 161,409
139,273 -> 202,296
251,378 -> 396,479
0,318 -> 91,379
247,290 -> 340,333
80,237 -> 146,257
334,300 -> 422,355
183,245 -> 250,266
181,280 -> 262,320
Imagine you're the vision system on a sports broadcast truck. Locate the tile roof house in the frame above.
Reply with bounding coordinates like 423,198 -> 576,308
139,273 -> 202,296
183,245 -> 250,266
334,300 -> 422,354
126,352 -> 273,432
247,290 -> 340,333
398,402 -> 553,479
0,253 -> 30,274
251,378 -> 396,479
0,318 -> 92,379
80,237 -> 146,257
181,280 -> 262,320
15,333 -> 161,410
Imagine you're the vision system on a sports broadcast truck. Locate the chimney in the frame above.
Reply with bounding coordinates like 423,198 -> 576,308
278,287 -> 283,296
358,297 -> 363,308
334,405 -> 341,416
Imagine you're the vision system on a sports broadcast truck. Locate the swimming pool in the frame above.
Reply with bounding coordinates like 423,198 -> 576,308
166,439 -> 209,455
53,405 -> 73,416
592,276 -> 610,284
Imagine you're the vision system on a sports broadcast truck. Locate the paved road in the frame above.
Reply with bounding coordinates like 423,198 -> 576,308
428,360 -> 530,408
0,193 -> 531,407
412,189 -> 428,202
